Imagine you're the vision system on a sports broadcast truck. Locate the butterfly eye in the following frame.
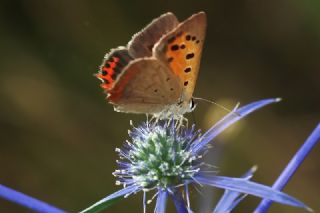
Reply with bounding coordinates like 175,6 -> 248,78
190,98 -> 196,111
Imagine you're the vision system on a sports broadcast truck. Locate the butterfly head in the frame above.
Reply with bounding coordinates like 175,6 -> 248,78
189,98 -> 197,111
175,98 -> 197,114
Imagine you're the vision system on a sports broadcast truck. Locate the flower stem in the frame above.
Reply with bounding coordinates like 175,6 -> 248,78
0,184 -> 67,213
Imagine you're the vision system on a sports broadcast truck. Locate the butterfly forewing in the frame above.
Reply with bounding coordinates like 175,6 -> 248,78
154,12 -> 207,102
128,12 -> 179,58
107,58 -> 182,114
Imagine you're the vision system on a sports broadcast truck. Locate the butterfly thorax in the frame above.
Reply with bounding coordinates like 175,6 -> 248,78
112,97 -> 195,120
152,99 -> 195,120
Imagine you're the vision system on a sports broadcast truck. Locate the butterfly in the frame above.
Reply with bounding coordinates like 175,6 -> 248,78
96,12 -> 207,119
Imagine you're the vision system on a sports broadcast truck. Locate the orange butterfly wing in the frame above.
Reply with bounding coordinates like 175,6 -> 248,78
154,12 -> 207,102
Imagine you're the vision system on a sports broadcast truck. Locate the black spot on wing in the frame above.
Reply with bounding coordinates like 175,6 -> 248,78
186,53 -> 194,60
184,67 -> 191,73
171,44 -> 179,51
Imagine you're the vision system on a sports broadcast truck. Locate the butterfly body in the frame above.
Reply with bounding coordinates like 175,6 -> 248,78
96,12 -> 206,119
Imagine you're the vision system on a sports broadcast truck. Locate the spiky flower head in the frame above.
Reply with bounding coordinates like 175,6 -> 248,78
80,99 -> 311,213
114,120 -> 204,190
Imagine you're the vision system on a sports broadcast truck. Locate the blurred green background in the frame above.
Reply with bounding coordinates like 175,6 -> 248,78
0,0 -> 319,212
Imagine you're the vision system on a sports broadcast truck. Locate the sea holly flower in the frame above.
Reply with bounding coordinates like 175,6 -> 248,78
0,98 -> 318,213
80,98 -> 310,213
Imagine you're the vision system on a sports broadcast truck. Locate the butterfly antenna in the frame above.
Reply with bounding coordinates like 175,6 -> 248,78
193,97 -> 241,117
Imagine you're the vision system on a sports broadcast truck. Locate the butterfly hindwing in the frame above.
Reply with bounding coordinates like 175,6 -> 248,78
107,58 -> 182,114
97,47 -> 134,91
154,12 -> 207,102
128,12 -> 179,58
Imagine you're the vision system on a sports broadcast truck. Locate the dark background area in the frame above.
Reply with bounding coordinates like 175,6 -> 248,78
0,0 -> 319,212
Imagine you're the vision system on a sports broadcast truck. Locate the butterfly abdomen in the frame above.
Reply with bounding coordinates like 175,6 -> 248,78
96,47 -> 134,91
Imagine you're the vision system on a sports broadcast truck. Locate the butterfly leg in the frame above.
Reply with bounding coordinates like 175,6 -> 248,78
146,114 -> 151,127
174,115 -> 188,129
